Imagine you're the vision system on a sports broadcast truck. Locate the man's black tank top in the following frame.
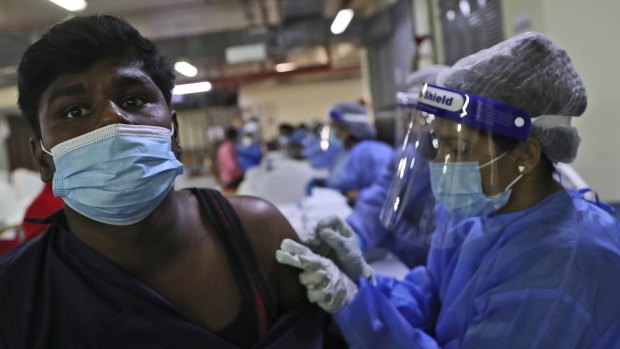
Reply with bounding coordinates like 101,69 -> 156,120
192,188 -> 277,348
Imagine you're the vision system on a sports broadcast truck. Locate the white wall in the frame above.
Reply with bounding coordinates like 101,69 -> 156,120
0,86 -> 18,171
502,0 -> 620,202
238,76 -> 364,139
0,86 -> 17,111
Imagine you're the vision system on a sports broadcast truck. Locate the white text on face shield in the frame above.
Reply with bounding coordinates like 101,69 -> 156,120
419,86 -> 464,112
424,91 -> 453,106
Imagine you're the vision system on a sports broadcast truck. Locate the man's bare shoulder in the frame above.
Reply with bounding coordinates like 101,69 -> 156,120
226,194 -> 305,313
226,195 -> 299,243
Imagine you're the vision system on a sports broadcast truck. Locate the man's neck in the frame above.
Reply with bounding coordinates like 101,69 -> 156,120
63,189 -> 198,274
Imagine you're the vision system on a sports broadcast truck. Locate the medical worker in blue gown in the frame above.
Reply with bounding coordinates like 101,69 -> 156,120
236,119 -> 263,171
277,32 -> 620,348
301,122 -> 345,173
347,65 -> 448,268
313,102 -> 394,205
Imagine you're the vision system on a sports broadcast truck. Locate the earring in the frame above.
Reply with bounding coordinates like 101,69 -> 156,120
518,165 -> 525,173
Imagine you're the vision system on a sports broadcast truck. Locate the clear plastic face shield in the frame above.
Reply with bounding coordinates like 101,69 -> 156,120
380,84 -> 531,232
318,123 -> 338,152
393,90 -> 422,148
379,91 -> 438,232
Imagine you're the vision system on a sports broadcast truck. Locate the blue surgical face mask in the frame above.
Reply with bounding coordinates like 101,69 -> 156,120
327,132 -> 343,150
430,152 -> 523,218
41,123 -> 184,225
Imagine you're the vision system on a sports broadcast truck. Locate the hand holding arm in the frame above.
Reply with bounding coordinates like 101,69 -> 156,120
276,238 -> 358,313
312,216 -> 374,282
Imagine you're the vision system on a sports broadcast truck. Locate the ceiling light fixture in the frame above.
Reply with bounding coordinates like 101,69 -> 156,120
174,61 -> 198,77
48,0 -> 87,12
172,82 -> 212,95
459,0 -> 471,16
275,63 -> 297,73
446,10 -> 456,21
331,9 -> 354,35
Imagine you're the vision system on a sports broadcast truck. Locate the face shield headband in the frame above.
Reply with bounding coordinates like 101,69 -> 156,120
418,84 -> 532,141
328,110 -> 369,124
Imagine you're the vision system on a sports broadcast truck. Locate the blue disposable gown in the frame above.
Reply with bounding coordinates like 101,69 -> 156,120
347,152 -> 435,267
332,140 -> 393,193
325,150 -> 350,189
334,190 -> 620,348
236,143 -> 263,170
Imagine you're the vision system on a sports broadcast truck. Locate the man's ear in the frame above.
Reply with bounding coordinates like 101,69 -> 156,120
30,137 -> 55,183
170,111 -> 183,159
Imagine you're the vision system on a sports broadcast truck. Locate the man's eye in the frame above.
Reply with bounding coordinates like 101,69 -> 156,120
122,96 -> 145,108
64,106 -> 90,119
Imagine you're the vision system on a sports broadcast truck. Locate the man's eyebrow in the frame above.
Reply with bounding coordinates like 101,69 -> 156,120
47,84 -> 87,105
111,75 -> 154,89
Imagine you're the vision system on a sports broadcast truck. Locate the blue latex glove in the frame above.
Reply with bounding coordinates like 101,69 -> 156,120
276,239 -> 358,313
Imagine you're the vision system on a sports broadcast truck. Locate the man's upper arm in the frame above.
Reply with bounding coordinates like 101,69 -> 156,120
227,195 -> 306,314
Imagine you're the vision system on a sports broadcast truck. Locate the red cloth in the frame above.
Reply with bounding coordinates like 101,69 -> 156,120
0,182 -> 63,255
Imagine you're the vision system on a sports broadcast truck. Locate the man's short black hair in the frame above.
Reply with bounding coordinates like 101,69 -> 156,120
17,14 -> 176,138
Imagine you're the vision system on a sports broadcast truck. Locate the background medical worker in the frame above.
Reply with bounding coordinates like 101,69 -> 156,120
307,101 -> 393,206
347,65 -> 448,268
277,32 -> 620,349
302,122 -> 345,174
236,118 -> 263,171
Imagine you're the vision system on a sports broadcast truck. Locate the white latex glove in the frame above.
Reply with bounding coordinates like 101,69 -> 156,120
313,216 -> 374,282
276,239 -> 358,314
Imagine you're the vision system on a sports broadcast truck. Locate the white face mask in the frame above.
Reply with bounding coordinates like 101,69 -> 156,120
241,136 -> 253,147
41,123 -> 184,225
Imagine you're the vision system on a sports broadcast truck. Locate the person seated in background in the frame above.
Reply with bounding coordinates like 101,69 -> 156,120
346,65 -> 448,268
290,123 -> 309,147
272,122 -> 304,158
301,121 -> 346,172
0,14 -> 343,348
277,32 -> 620,349
217,127 -> 245,192
0,182 -> 63,255
236,118 -> 263,171
308,101 -> 393,206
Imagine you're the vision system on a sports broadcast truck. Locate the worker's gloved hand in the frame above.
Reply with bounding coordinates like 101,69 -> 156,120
276,239 -> 358,313
311,216 -> 374,282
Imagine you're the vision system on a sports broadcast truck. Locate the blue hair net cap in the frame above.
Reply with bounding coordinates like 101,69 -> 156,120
436,32 -> 587,163
397,65 -> 450,106
329,101 -> 376,140
405,64 -> 450,91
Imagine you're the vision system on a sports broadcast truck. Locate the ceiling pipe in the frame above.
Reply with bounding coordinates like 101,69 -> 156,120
1,0 -> 207,32
208,63 -> 360,87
